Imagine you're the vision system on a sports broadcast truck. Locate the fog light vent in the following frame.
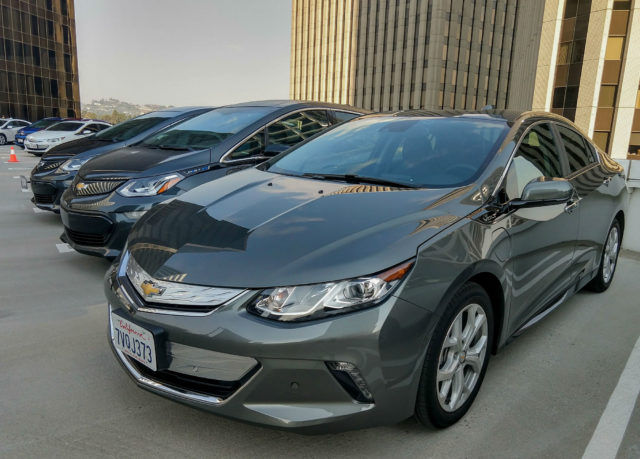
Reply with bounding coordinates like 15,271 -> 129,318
326,361 -> 374,403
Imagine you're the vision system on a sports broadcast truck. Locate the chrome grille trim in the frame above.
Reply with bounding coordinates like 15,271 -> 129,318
37,160 -> 64,171
75,179 -> 126,196
124,252 -> 246,308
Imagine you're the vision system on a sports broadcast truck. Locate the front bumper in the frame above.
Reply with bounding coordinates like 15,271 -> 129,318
60,205 -> 136,259
30,174 -> 73,213
15,134 -> 25,146
105,263 -> 433,433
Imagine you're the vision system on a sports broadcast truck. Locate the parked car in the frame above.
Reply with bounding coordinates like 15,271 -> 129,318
15,117 -> 63,146
29,107 -> 213,213
0,118 -> 31,145
24,119 -> 112,155
105,110 -> 627,433
60,101 -> 367,258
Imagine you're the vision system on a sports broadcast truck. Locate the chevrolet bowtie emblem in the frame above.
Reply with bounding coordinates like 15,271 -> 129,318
140,280 -> 166,297
76,182 -> 86,190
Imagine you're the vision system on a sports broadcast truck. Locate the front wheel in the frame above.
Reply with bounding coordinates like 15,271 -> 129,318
415,282 -> 493,428
586,220 -> 621,292
0,134 -> 6,145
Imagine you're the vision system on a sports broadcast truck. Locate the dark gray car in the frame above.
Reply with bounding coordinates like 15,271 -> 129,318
105,110 -> 627,433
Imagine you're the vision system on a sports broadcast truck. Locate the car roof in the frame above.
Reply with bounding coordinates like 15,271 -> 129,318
219,99 -> 369,113
373,108 -> 586,127
152,106 -> 214,114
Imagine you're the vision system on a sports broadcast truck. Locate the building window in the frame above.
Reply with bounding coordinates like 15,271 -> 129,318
594,1 -> 630,153
552,0 -> 592,121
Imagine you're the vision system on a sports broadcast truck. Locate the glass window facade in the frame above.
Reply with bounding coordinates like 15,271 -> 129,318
552,0 -> 591,122
0,0 -> 79,121
594,1 -> 630,153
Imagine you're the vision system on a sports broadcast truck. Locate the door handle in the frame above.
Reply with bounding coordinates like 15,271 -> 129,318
565,200 -> 579,214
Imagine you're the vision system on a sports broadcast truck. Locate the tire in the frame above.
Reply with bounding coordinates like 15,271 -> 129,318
415,282 -> 494,428
586,220 -> 622,293
0,134 -> 6,145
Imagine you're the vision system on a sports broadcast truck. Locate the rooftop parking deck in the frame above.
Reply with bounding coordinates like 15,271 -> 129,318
1,145 -> 639,458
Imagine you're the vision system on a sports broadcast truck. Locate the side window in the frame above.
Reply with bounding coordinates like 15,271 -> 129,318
226,130 -> 265,161
267,110 -> 329,147
97,124 -> 109,131
556,124 -> 596,173
505,123 -> 564,200
332,111 -> 360,124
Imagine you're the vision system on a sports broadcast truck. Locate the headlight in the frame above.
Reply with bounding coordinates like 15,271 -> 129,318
117,173 -> 184,197
248,260 -> 414,322
57,158 -> 89,172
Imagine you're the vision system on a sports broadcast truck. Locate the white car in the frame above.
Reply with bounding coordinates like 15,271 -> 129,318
24,119 -> 112,155
0,118 -> 31,145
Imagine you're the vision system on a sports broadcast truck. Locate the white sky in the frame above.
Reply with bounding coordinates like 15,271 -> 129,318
75,0 -> 292,106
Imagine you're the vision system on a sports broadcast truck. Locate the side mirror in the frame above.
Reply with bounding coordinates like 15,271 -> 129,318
263,143 -> 290,157
511,177 -> 574,209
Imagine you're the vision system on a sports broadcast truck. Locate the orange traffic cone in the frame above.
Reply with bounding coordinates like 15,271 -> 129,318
8,146 -> 18,163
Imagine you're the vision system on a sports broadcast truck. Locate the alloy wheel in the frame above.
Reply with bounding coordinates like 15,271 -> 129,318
436,303 -> 489,412
602,226 -> 619,284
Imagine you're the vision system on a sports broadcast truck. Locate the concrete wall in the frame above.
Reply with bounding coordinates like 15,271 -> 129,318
618,159 -> 640,252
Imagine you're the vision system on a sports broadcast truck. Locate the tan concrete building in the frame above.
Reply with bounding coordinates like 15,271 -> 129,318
0,0 -> 80,121
290,0 -> 640,159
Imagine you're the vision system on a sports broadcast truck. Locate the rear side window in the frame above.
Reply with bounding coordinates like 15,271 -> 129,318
505,123 -> 564,199
556,124 -> 596,173
267,110 -> 329,147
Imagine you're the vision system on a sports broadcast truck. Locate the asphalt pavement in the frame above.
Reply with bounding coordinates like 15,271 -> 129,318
1,144 -> 639,459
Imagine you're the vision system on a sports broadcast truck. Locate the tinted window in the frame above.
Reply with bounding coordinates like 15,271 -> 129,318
30,119 -> 59,129
227,131 -> 265,161
95,113 -> 177,142
267,110 -> 329,146
141,107 -> 274,151
505,123 -> 564,199
556,124 -> 596,172
268,116 -> 509,188
333,111 -> 361,123
45,121 -> 83,132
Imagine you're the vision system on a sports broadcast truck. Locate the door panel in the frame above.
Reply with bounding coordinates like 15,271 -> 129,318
503,123 -> 579,331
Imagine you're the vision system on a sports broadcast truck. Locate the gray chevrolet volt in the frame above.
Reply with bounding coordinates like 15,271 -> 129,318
106,110 -> 627,433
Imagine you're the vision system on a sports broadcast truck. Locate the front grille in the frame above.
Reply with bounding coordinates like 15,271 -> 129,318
65,227 -> 109,246
128,358 -> 259,400
33,193 -> 55,204
36,160 -> 64,172
75,179 -> 126,196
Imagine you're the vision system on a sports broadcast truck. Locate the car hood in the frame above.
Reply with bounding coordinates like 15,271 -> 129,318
127,168 -> 478,288
79,146 -> 212,180
28,130 -> 77,139
42,136 -> 124,160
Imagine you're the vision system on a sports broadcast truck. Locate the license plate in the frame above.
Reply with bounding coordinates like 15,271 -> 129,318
111,312 -> 157,371
25,142 -> 36,148
16,138 -> 23,144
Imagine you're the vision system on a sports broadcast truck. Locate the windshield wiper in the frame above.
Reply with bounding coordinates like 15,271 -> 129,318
301,173 -> 417,188
150,145 -> 192,151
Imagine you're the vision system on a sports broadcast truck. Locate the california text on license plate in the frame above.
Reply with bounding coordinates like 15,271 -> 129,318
111,313 -> 157,371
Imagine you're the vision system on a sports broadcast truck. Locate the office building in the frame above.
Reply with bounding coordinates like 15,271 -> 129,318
0,0 -> 80,121
290,0 -> 640,159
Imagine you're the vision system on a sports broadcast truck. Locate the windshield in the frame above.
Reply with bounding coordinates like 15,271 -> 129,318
140,106 -> 274,151
95,111 -> 182,142
268,116 -> 509,188
46,121 -> 83,132
30,119 -> 59,129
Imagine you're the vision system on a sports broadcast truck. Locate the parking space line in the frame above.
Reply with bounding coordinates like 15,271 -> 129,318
582,334 -> 640,459
56,243 -> 74,253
